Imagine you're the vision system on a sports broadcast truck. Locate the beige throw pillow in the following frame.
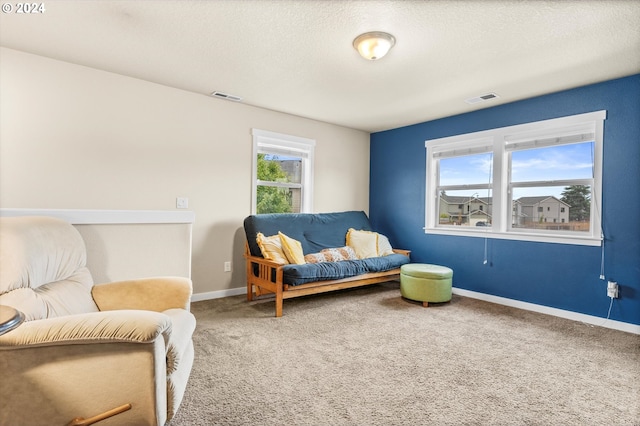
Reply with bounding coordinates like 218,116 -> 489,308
377,234 -> 394,256
278,232 -> 306,265
256,233 -> 288,264
346,228 -> 379,259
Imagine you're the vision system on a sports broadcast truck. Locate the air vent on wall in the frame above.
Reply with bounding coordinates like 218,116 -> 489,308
211,91 -> 243,102
465,93 -> 499,104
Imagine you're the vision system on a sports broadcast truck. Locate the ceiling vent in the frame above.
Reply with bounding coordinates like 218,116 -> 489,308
465,93 -> 499,105
211,91 -> 243,102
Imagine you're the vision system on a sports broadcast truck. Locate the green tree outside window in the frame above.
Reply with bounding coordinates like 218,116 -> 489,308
561,185 -> 591,221
256,154 -> 293,214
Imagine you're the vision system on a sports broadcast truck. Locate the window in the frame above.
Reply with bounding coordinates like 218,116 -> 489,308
252,129 -> 315,214
425,111 -> 605,246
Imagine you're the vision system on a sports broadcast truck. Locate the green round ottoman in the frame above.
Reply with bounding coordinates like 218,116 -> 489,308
400,263 -> 453,307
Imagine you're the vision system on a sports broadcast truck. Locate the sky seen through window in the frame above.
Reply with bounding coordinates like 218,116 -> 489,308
439,142 -> 594,198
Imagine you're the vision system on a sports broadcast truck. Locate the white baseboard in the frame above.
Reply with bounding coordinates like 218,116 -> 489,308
452,287 -> 640,335
192,287 -> 246,302
192,285 -> 639,335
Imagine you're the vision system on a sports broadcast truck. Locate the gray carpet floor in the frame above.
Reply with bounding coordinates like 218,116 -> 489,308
169,282 -> 640,425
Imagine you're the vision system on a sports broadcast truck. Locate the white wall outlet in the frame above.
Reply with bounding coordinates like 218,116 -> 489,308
176,197 -> 189,209
224,261 -> 231,272
607,281 -> 618,298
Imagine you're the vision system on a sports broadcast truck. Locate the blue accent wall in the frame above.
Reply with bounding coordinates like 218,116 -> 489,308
370,74 -> 640,326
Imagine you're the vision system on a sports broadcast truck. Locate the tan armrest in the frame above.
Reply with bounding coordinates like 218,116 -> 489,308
92,276 -> 192,312
0,310 -> 171,348
393,248 -> 411,257
245,254 -> 285,285
245,253 -> 285,268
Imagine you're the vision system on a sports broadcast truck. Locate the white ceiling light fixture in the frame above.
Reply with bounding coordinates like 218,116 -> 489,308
353,31 -> 396,61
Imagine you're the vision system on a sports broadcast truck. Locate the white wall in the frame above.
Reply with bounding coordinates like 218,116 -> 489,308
0,47 -> 371,296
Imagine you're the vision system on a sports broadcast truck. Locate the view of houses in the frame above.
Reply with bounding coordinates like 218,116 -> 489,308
438,194 -> 585,231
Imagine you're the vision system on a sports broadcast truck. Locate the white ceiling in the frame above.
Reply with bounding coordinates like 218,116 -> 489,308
1,1 -> 639,133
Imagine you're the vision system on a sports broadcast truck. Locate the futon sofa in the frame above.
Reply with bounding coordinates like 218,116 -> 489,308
244,211 -> 410,317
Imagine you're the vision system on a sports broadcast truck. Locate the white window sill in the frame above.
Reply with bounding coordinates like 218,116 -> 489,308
425,227 -> 602,247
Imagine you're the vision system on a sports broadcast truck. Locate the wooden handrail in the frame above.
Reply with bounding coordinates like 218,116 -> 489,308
67,403 -> 132,426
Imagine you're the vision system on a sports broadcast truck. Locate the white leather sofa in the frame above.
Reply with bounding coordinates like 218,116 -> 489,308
0,216 -> 196,426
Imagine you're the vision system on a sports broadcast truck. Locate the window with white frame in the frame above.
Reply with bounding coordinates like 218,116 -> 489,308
251,129 -> 315,214
425,110 -> 606,246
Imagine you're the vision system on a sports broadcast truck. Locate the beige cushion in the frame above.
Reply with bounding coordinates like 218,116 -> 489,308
377,233 -> 395,256
92,276 -> 192,313
0,216 -> 98,320
256,232 -> 289,264
0,273 -> 97,321
278,232 -> 305,264
346,228 -> 379,259
0,310 -> 172,347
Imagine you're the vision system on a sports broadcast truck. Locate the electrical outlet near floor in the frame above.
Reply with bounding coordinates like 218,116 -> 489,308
607,281 -> 619,298
224,261 -> 231,272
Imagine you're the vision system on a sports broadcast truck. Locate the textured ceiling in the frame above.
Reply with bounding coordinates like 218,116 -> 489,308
1,0 -> 639,132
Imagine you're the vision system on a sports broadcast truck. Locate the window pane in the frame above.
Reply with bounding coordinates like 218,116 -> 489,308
253,128 -> 315,215
426,111 -> 603,244
256,185 -> 301,214
438,189 -> 493,227
438,152 -> 493,186
257,154 -> 302,184
511,185 -> 591,232
511,142 -> 594,182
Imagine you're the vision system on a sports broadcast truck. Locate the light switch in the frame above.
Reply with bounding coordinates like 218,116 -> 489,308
176,197 -> 189,209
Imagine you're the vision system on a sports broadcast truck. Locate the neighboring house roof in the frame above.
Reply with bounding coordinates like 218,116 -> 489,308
515,196 -> 570,207
440,195 -> 491,204
469,210 -> 492,218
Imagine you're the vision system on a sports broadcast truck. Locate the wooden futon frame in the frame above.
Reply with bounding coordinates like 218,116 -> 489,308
245,243 -> 410,317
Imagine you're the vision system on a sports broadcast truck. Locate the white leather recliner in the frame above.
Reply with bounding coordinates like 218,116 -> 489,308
0,216 -> 196,426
